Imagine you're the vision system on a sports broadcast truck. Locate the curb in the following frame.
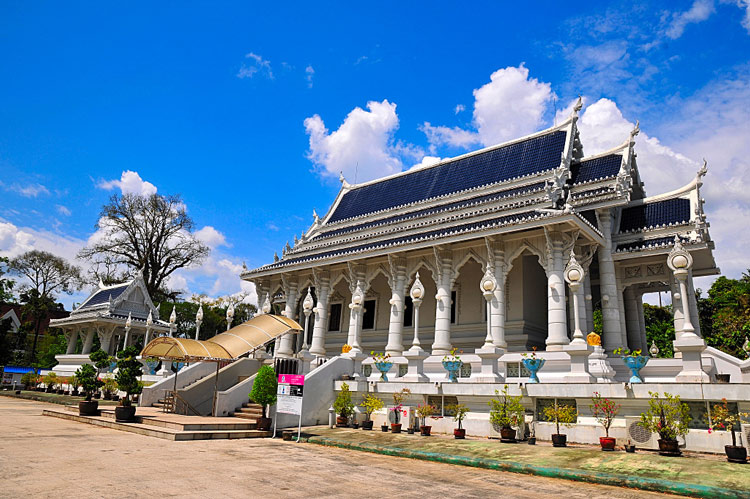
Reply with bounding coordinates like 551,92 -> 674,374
303,436 -> 748,499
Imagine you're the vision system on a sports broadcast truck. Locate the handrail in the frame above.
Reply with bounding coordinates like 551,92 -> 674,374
165,390 -> 202,416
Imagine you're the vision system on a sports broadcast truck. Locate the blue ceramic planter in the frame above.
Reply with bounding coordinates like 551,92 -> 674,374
522,358 -> 545,383
374,361 -> 393,381
623,355 -> 649,383
442,360 -> 463,382
145,359 -> 159,375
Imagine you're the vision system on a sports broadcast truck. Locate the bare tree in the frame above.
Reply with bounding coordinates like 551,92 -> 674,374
78,193 -> 210,300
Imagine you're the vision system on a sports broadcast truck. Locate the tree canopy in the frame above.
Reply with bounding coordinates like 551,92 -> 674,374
78,193 -> 210,301
9,250 -> 82,299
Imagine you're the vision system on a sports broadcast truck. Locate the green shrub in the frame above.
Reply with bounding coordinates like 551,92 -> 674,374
361,394 -> 384,422
249,365 -> 277,419
333,382 -> 354,419
75,364 -> 103,401
639,391 -> 691,441
114,346 -> 143,407
488,385 -> 524,429
543,400 -> 578,435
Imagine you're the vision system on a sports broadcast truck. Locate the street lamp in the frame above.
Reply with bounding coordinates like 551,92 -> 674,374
479,266 -> 497,348
302,287 -> 314,350
262,293 -> 272,315
169,305 -> 176,337
349,281 -> 364,352
195,302 -> 203,340
145,310 -> 153,345
123,312 -> 132,350
564,250 -> 586,344
226,302 -> 235,332
409,273 -> 425,349
667,237 -> 696,338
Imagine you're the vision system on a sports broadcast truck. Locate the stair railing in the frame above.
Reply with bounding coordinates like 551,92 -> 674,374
164,390 -> 202,416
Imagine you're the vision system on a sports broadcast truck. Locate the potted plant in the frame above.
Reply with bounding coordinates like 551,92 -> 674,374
447,403 -> 469,439
416,403 -> 436,436
69,375 -> 81,396
21,371 -> 38,391
43,373 -> 58,393
89,349 -> 112,399
75,363 -> 104,416
521,347 -> 545,383
390,388 -> 411,433
442,348 -> 463,383
56,376 -> 67,394
624,440 -> 636,453
114,346 -> 144,422
361,394 -> 383,430
249,364 -> 277,431
371,351 -> 393,381
639,391 -> 690,456
488,385 -> 524,443
543,400 -> 578,447
528,422 -> 536,445
707,398 -> 749,463
591,392 -> 620,451
102,378 -> 118,400
144,357 -> 160,375
333,382 -> 354,427
614,348 -> 649,383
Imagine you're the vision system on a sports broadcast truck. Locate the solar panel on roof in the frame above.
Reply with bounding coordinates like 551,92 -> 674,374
619,198 -> 690,233
570,154 -> 622,184
78,285 -> 128,310
328,131 -> 567,222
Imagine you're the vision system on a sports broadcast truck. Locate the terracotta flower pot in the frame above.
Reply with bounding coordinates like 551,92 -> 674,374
551,434 -> 567,447
500,426 -> 516,443
599,437 -> 616,451
362,420 -> 374,430
725,445 -> 748,463
391,423 -> 402,433
454,428 -> 466,439
114,405 -> 137,422
658,439 -> 681,456
420,425 -> 431,436
256,417 -> 272,431
79,400 -> 99,416
335,416 -> 348,428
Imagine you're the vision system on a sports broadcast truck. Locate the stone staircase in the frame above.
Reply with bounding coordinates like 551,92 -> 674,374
231,402 -> 264,422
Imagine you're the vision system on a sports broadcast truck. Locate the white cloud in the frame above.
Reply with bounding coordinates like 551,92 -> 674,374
304,99 -> 404,183
410,156 -> 442,170
305,65 -> 314,88
421,64 -> 554,150
56,205 -> 71,216
97,170 -> 158,196
237,52 -> 274,80
2,182 -> 50,197
454,104 -> 465,114
735,0 -> 750,33
666,0 -> 715,39
195,226 -> 228,249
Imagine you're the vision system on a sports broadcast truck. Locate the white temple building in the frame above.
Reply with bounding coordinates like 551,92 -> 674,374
136,103 -> 749,453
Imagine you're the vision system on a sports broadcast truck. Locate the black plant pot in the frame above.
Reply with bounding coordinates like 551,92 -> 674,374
658,439 -> 681,456
79,400 -> 99,416
527,437 -> 536,445
352,422 -> 359,429
551,434 -> 567,447
500,426 -> 516,443
362,421 -> 373,430
381,424 -> 389,432
625,444 -> 636,453
256,417 -> 272,431
725,445 -> 748,463
407,427 -> 415,434
115,405 -> 137,422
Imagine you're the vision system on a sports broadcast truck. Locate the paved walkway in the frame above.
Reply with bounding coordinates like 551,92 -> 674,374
1,398 -> 668,498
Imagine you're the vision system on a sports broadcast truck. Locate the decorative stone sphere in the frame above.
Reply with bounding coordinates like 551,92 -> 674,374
482,279 -> 494,292
672,254 -> 688,268
411,288 -> 422,299
673,292 -> 681,301
353,295 -> 362,305
567,268 -> 581,282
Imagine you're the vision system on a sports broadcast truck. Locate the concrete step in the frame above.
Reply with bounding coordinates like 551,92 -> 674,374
43,408 -> 269,441
235,407 -> 262,415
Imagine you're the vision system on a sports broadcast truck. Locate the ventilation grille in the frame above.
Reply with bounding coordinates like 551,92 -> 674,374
628,421 -> 652,443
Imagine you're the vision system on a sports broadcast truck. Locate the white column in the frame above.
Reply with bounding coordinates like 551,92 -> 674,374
65,329 -> 79,355
545,232 -> 569,351
385,256 -> 407,356
403,273 -> 428,381
595,210 -> 624,352
636,292 -> 647,350
310,272 -> 330,358
431,248 -> 453,355
670,273 -> 685,338
489,240 -> 507,349
97,328 -> 112,354
81,329 -> 95,355
584,274 -> 594,334
686,269 -> 702,338
278,277 -> 299,358
563,251 -> 593,382
623,287 -> 643,352
348,280 -> 365,353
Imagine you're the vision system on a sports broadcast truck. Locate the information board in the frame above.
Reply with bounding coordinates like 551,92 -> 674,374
274,373 -> 305,438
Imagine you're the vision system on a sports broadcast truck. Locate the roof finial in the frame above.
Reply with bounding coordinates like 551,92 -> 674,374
572,95 -> 583,115
697,158 -> 708,178
630,120 -> 640,139
339,171 -> 346,183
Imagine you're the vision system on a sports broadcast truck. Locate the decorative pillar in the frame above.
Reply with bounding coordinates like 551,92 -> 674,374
487,238 -> 507,348
278,276 -> 299,358
226,302 -> 235,332
385,255 -> 407,356
636,292 -> 647,350
344,280 -> 367,377
298,287 -> 315,374
563,251 -> 594,382
169,305 -> 177,337
123,312 -> 132,350
474,265 -> 504,382
97,327 -> 113,355
195,303 -> 203,341
81,329 -> 95,355
144,310 -> 154,345
584,274 -> 594,334
669,275 -> 685,337
345,264 -> 367,347
431,248 -> 453,355
402,272 -> 428,382
65,329 -> 79,355
623,287 -> 643,352
595,209 -> 624,352
668,237 -> 709,382
686,269 -> 702,337
309,270 -> 330,358
545,231 -> 569,351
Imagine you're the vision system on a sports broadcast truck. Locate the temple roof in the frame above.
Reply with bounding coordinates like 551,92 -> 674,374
570,153 -> 621,184
619,198 -> 690,233
78,283 -> 129,310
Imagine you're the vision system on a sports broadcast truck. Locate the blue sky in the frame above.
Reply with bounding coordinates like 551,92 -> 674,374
1,1 -> 749,308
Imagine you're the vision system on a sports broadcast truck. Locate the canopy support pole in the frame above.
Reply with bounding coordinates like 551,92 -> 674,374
212,361 -> 220,417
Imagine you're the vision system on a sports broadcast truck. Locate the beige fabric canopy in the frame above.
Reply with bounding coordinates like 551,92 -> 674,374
140,314 -> 302,361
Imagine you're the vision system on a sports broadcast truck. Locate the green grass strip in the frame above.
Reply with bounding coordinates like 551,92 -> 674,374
304,435 -> 748,499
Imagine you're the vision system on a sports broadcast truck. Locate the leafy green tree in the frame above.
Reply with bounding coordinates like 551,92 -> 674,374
700,274 -> 750,359
158,301 -> 240,340
18,289 -> 65,364
89,349 -> 112,374
115,345 -> 143,406
249,365 -> 277,419
75,363 -> 103,402
34,329 -> 67,369
0,317 -> 14,366
0,256 -> 15,303
643,303 -> 675,358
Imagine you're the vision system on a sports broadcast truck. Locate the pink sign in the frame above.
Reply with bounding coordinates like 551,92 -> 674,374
278,374 -> 305,385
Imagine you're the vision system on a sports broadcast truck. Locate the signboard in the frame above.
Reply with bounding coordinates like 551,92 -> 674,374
274,373 -> 305,440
